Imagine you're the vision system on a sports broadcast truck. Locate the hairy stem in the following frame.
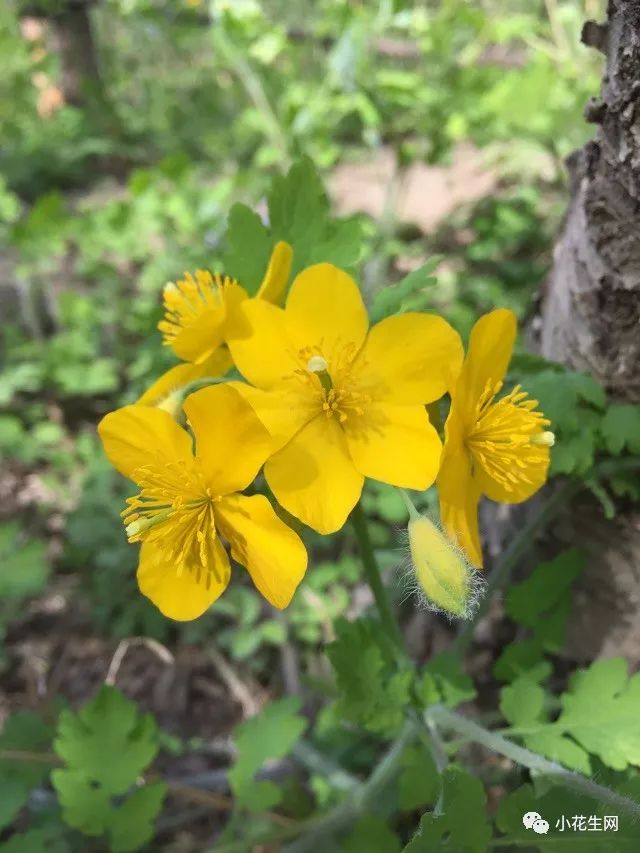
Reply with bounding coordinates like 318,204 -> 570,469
427,705 -> 640,819
351,502 -> 405,653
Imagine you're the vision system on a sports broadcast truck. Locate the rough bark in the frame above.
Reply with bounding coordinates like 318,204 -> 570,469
538,0 -> 640,660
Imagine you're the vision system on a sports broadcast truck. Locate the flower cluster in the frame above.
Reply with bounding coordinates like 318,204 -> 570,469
98,243 -> 553,620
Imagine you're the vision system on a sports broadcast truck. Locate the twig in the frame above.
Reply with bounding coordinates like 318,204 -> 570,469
105,636 -> 174,686
208,647 -> 261,718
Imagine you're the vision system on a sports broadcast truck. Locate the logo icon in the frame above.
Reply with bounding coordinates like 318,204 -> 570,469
523,811 -> 550,834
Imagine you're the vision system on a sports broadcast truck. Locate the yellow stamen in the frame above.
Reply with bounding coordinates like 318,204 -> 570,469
158,270 -> 236,348
122,460 -> 224,585
466,381 -> 551,493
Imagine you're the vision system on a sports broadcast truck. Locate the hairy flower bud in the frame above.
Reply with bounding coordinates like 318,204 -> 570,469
407,514 -> 478,618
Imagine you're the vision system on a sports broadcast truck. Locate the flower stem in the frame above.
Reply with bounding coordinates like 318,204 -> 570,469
427,705 -> 640,819
350,502 -> 405,654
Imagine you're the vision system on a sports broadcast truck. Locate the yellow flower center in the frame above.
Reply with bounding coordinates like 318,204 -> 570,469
122,460 -> 223,588
466,380 -> 553,493
294,344 -> 370,424
158,270 -> 236,348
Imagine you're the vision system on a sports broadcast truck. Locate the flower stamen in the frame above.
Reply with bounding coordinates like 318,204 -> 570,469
466,381 -> 552,493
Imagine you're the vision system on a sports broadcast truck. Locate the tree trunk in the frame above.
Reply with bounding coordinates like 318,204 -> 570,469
538,0 -> 640,660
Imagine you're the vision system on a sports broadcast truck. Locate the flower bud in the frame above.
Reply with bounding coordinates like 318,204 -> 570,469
407,515 -> 477,618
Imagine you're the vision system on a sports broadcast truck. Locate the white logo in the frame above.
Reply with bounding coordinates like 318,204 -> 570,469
523,812 -> 550,834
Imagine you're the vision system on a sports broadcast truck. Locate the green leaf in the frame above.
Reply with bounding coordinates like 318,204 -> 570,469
228,697 -> 307,810
223,157 -> 362,294
398,745 -> 440,811
370,258 -> 440,323
51,686 -> 164,846
0,827 -> 70,853
600,404 -> 640,455
494,638 -> 549,683
497,783 -> 640,850
109,783 -> 167,853
0,711 -> 52,829
505,549 -> 585,630
223,203 -> 272,295
556,658 -> 640,771
416,651 -> 476,709
500,677 -> 591,775
328,618 -> 412,734
0,523 -> 49,601
500,677 -> 545,728
342,815 -> 402,853
524,369 -> 606,429
403,766 -> 491,852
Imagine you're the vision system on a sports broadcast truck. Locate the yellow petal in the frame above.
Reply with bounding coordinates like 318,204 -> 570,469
227,299 -> 299,389
354,313 -> 463,404
216,493 -> 307,609
265,415 -> 364,534
286,264 -> 368,359
256,240 -> 293,305
98,405 -> 193,481
345,403 -> 442,489
137,537 -> 230,621
475,448 -> 550,504
183,384 -> 272,495
437,441 -> 483,568
137,349 -> 233,406
229,380 -> 315,453
456,308 -> 517,415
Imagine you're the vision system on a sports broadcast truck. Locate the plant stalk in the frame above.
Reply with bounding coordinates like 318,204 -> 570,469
350,502 -> 405,654
427,705 -> 640,820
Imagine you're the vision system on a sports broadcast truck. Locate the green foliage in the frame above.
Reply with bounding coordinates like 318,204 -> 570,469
51,686 -> 165,851
416,651 -> 476,709
523,368 -> 606,475
497,782 -> 640,850
223,157 -> 363,293
228,697 -> 307,811
0,828 -> 69,853
370,258 -> 441,323
328,618 -> 413,734
0,712 -> 52,830
342,815 -> 402,853
0,523 -> 50,670
2,1 -> 638,849
0,522 -> 49,603
501,658 -> 640,775
403,766 -> 491,852
600,404 -> 640,455
398,745 -> 440,812
495,549 -> 585,682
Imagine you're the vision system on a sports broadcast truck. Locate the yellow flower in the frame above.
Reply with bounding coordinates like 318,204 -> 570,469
98,384 -> 307,620
227,263 -> 464,534
438,308 -> 554,567
140,241 -> 293,408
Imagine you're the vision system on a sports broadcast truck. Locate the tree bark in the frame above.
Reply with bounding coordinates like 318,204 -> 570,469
538,0 -> 640,660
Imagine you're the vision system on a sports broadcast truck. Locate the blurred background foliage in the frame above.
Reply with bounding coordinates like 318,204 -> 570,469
0,0 -> 608,849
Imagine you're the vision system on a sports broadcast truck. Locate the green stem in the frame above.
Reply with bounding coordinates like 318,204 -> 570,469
283,722 -> 416,853
350,501 -> 405,654
427,705 -> 640,820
